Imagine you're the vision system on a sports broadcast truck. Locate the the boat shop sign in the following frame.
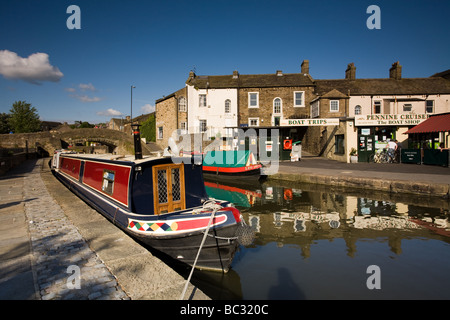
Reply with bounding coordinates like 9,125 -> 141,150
355,114 -> 429,126
280,118 -> 340,126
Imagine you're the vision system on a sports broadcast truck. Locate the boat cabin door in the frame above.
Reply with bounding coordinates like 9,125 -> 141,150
152,164 -> 186,214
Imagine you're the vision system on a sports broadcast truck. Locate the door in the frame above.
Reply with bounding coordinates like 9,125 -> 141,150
358,134 -> 375,162
153,164 -> 185,214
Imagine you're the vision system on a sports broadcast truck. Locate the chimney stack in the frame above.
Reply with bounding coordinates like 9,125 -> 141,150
345,63 -> 356,80
232,70 -> 239,79
276,70 -> 283,76
301,60 -> 309,75
389,61 -> 402,80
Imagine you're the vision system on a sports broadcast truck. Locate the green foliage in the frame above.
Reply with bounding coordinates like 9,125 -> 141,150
8,101 -> 41,133
140,114 -> 156,142
0,113 -> 12,134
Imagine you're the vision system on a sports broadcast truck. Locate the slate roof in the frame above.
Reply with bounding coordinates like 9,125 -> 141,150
314,77 -> 450,96
186,72 -> 315,89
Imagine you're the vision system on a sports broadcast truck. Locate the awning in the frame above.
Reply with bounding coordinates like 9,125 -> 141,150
404,113 -> 450,134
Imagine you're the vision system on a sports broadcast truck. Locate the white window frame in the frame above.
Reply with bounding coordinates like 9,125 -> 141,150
248,92 -> 259,108
403,104 -> 412,112
199,94 -> 207,107
273,97 -> 282,114
178,96 -> 186,112
199,119 -> 207,133
294,91 -> 305,107
425,100 -> 434,113
248,117 -> 259,127
330,100 -> 339,112
180,122 -> 187,131
225,99 -> 231,113
158,126 -> 163,139
354,105 -> 362,115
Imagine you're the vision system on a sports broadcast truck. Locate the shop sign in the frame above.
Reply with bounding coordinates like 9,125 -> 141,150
355,114 -> 429,126
280,118 -> 340,126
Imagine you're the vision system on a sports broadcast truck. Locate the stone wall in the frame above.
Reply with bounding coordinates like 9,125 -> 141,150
238,86 -> 316,126
155,87 -> 187,149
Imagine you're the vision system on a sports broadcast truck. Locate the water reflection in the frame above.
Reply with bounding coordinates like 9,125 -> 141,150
198,176 -> 450,299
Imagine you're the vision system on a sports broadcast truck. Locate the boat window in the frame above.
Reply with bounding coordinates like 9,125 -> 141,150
156,169 -> 168,204
102,170 -> 115,195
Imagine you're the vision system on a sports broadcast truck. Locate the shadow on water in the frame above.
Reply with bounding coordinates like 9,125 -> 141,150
268,268 -> 305,300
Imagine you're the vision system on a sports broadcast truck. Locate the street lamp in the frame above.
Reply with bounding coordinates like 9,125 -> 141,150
131,85 -> 136,128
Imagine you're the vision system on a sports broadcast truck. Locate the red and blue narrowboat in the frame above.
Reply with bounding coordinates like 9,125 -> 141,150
202,150 -> 262,177
51,144 -> 251,273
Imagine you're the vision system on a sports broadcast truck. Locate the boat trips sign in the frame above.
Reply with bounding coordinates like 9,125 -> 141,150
280,118 -> 340,126
355,114 -> 429,126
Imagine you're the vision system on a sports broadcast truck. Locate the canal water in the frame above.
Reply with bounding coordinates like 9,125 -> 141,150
182,176 -> 450,300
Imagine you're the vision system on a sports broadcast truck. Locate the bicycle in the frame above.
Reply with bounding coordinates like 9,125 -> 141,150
370,149 -> 393,163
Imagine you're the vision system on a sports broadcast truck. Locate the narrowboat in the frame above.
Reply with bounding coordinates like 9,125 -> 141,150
51,146 -> 251,273
202,150 -> 262,177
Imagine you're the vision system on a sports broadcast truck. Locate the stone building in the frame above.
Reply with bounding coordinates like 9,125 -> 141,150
155,60 -> 450,162
155,87 -> 187,148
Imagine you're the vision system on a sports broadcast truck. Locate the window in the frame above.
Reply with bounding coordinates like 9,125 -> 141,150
248,118 -> 259,127
355,105 -> 361,115
178,97 -> 186,112
199,120 -> 207,133
199,94 -> 207,107
403,104 -> 412,112
158,126 -> 163,139
102,170 -> 115,195
330,100 -> 339,112
248,92 -> 259,108
334,135 -> 344,154
426,100 -> 434,113
294,91 -> 304,107
225,99 -> 231,113
180,122 -> 187,131
374,101 -> 381,114
273,98 -> 281,114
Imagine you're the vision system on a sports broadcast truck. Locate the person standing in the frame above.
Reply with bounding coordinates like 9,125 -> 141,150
387,139 -> 397,163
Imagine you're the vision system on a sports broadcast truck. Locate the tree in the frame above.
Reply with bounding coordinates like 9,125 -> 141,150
8,101 -> 41,133
0,113 -> 12,134
140,114 -> 155,142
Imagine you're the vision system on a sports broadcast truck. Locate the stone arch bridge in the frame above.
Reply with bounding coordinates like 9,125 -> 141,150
0,128 -> 161,157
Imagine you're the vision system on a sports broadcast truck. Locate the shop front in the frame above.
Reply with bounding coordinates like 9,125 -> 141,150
354,114 -> 430,163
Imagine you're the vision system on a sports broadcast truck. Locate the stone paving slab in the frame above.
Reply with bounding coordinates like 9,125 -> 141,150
0,159 -> 209,300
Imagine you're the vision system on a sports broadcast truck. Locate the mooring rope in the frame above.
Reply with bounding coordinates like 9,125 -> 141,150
179,200 -> 222,300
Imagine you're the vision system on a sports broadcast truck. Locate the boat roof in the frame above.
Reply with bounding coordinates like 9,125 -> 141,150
59,152 -> 191,165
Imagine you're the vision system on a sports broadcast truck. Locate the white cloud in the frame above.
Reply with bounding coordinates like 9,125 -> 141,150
140,103 -> 155,113
96,108 -> 123,117
79,83 -> 96,91
65,87 -> 76,92
74,95 -> 102,103
0,50 -> 63,84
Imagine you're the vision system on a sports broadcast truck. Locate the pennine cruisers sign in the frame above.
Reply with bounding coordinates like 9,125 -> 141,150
355,114 -> 429,126
280,118 -> 340,126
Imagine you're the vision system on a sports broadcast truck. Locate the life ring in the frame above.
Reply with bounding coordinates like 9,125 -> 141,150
283,188 -> 293,201
283,139 -> 292,150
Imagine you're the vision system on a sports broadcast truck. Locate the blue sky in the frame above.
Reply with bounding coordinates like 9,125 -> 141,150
1,0 -> 449,124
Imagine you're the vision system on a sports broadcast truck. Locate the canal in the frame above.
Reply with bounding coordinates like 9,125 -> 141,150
175,176 -> 450,300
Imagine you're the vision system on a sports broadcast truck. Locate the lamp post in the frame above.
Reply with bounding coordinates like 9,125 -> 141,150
131,85 -> 136,131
